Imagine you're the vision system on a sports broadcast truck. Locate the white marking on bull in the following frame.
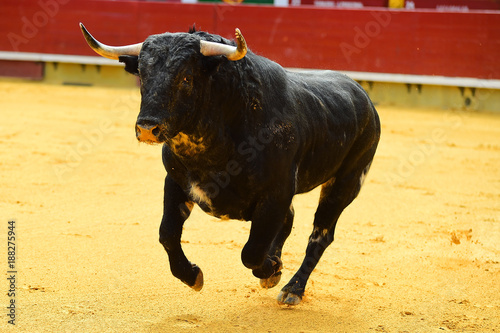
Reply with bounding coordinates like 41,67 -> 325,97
309,227 -> 329,243
189,183 -> 212,207
359,170 -> 367,187
359,162 -> 372,187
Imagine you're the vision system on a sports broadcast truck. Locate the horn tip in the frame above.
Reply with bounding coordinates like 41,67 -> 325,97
234,28 -> 247,57
79,22 -> 90,37
235,29 -> 245,44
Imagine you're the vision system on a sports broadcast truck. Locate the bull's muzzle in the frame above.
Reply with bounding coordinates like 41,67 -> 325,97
135,122 -> 161,144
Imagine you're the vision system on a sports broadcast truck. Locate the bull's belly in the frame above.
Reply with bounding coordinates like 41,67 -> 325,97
185,168 -> 333,222
187,182 -> 254,221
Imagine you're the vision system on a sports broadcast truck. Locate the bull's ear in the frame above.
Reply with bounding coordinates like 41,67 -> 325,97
119,55 -> 139,75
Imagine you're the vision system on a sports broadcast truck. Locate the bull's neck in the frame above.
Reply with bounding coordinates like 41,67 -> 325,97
166,110 -> 246,163
166,75 -> 256,162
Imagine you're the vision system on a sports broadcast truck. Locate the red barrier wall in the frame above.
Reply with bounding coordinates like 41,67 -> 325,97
409,0 -> 500,10
1,0 -> 499,79
0,60 -> 44,79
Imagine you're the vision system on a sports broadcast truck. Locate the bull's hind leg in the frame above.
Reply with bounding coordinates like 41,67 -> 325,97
277,161 -> 374,305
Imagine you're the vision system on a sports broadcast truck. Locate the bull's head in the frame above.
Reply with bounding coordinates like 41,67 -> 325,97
79,23 -> 247,144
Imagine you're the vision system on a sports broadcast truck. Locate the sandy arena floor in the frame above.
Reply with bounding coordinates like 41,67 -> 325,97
1,80 -> 499,332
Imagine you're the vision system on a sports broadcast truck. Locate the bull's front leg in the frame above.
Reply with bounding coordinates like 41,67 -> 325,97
241,195 -> 293,286
159,175 -> 203,291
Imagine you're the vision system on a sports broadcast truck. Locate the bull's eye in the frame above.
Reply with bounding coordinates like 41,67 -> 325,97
179,74 -> 193,92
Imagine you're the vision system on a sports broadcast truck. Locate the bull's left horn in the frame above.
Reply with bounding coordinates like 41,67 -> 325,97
79,23 -> 143,60
200,28 -> 247,61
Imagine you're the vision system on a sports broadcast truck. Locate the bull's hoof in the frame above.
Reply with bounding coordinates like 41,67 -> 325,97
276,283 -> 304,306
260,271 -> 281,289
277,290 -> 302,306
183,265 -> 204,291
191,267 -> 204,291
252,256 -> 283,280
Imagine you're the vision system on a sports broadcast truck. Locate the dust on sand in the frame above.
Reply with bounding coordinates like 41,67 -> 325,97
1,81 -> 499,332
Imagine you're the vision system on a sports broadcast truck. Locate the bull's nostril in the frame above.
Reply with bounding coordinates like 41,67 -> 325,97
136,121 -> 161,143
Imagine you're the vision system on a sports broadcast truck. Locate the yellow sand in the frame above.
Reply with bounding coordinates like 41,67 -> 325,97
1,81 -> 499,332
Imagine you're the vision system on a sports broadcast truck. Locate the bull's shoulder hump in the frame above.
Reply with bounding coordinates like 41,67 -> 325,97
286,70 -> 369,103
286,69 -> 358,88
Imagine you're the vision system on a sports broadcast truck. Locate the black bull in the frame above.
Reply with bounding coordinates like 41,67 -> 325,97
80,24 -> 381,305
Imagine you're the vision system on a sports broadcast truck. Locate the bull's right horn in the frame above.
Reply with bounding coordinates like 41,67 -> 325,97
79,23 -> 143,60
200,28 -> 247,61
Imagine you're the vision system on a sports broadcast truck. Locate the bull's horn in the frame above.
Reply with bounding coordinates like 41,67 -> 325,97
79,23 -> 143,60
200,28 -> 247,61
